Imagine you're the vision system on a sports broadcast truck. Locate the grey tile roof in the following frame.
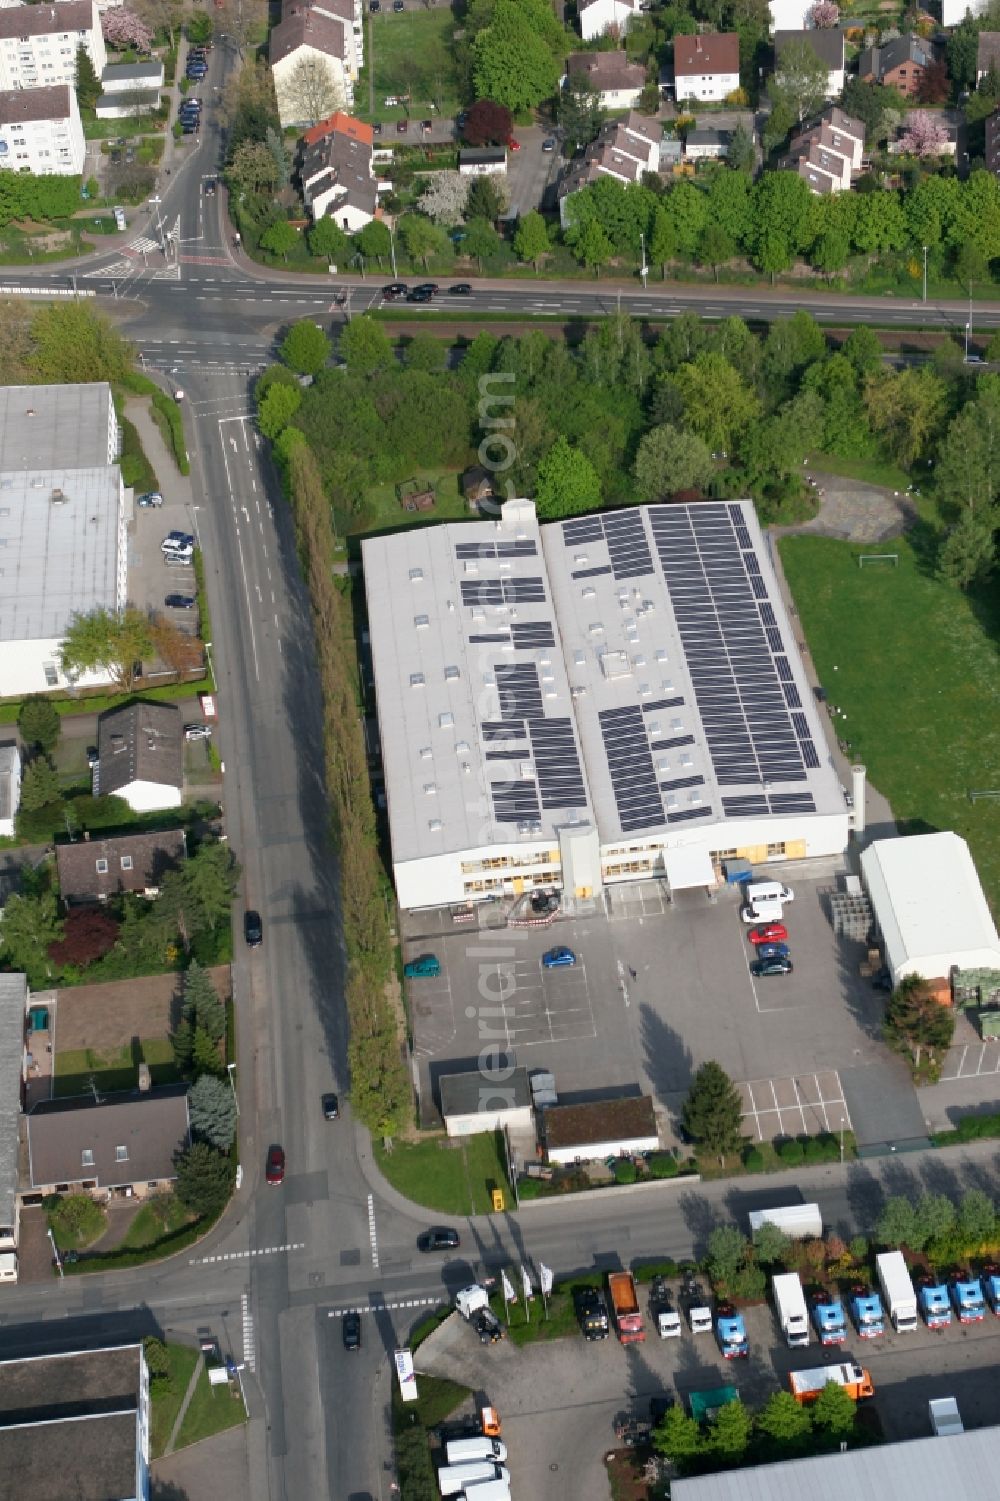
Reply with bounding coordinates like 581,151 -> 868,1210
774,27 -> 844,68
567,50 -> 647,92
26,1086 -> 190,1191
56,828 -> 186,902
440,1067 -> 530,1117
0,973 -> 25,1237
100,61 -> 164,84
0,743 -> 18,823
0,1 -> 94,40
0,84 -> 72,126
271,6 -> 348,65
95,702 -> 183,797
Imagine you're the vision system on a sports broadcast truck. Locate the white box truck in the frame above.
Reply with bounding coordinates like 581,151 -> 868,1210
929,1397 -> 964,1436
876,1250 -> 918,1333
773,1272 -> 810,1347
749,1204 -> 822,1240
438,1462 -> 509,1496
445,1438 -> 507,1464
455,1483 -> 511,1501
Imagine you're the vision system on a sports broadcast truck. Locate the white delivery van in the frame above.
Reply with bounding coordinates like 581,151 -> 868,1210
741,898 -> 784,924
455,1482 -> 511,1501
445,1438 -> 507,1464
438,1463 -> 509,1497
746,882 -> 794,906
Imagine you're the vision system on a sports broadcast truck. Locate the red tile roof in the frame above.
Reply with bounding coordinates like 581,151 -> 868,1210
302,109 -> 373,147
674,31 -> 740,78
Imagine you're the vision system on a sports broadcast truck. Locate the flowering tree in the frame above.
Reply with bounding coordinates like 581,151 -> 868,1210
102,7 -> 154,50
418,171 -> 470,225
898,110 -> 949,156
809,1 -> 840,24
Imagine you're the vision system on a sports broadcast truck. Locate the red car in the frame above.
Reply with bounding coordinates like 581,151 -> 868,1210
748,922 -> 788,945
507,137 -> 520,151
265,1144 -> 285,1184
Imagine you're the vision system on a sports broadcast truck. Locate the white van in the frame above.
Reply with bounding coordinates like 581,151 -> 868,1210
741,898 -> 784,924
445,1438 -> 507,1465
456,1482 -> 511,1501
438,1463 -> 509,1497
746,882 -> 794,906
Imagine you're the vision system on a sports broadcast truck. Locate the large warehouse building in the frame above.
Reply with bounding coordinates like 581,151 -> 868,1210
363,499 -> 849,911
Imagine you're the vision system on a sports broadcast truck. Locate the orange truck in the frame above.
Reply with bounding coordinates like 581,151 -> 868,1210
608,1272 -> 645,1343
788,1362 -> 874,1403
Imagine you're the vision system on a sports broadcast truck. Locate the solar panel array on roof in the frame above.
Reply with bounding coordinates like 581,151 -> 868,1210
481,721 -> 525,741
562,512 -> 654,580
456,540 -> 537,559
722,794 -> 769,817
667,806 -> 712,823
648,504 -> 819,789
511,622 -> 555,650
598,706 -> 666,831
492,779 -> 541,824
529,718 -> 587,808
643,697 -> 684,712
495,663 -> 543,720
461,577 -> 547,607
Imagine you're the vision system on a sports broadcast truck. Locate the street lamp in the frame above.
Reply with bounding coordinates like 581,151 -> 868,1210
227,1062 -> 240,1117
148,196 -> 167,257
839,1116 -> 846,1164
388,220 -> 398,279
965,291 -> 972,363
922,245 -> 928,304
639,229 -> 648,289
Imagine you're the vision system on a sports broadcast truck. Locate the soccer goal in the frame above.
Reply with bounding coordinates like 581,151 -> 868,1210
857,553 -> 899,569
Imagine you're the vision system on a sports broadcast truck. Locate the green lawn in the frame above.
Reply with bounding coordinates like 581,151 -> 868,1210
493,1271 -> 604,1346
806,450 -> 911,494
779,533 -> 1000,911
408,1375 -> 470,1430
53,1041 -> 180,1098
174,1363 -> 246,1449
151,1344 -> 199,1459
121,1193 -> 193,1250
362,9 -> 464,122
374,1131 -> 509,1216
358,468 -> 468,534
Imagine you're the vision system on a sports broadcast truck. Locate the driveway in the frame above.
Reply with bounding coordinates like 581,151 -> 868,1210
503,126 -> 562,217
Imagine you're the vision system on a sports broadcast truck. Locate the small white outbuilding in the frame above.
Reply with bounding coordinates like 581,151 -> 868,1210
860,832 -> 1000,985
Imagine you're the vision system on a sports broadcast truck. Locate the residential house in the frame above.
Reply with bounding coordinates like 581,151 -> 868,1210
774,28 -> 845,97
458,146 -> 507,176
673,32 -> 740,103
977,31 -> 1000,83
95,702 -> 183,813
56,829 -> 186,904
299,110 -> 378,231
0,383 -> 127,699
781,105 -> 865,193
543,1096 -> 659,1164
858,33 -> 935,98
461,466 -> 497,512
567,49 -> 647,109
0,83 -> 84,174
685,126 -> 731,160
0,744 -> 20,839
271,2 -> 358,128
0,0 -> 105,91
987,106 -> 1000,173
0,973 -> 26,1281
578,0 -> 642,40
95,59 -> 163,119
24,1086 -> 191,1201
558,110 -> 661,226
768,0 -> 813,29
0,1345 -> 150,1501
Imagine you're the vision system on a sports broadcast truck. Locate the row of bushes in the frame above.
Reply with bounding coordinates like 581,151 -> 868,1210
933,1110 -> 1000,1145
151,390 -> 190,475
63,1201 -> 225,1273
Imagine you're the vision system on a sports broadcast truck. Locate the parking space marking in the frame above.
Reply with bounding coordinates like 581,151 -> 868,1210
941,1040 -> 1000,1081
604,879 -> 671,923
738,1071 -> 850,1141
410,970 -> 456,1059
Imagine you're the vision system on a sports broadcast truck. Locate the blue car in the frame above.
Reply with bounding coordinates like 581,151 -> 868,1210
756,942 -> 790,961
542,946 -> 576,969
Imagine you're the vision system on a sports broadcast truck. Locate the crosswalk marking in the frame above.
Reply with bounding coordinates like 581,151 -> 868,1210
189,1240 -> 305,1265
328,1296 -> 441,1318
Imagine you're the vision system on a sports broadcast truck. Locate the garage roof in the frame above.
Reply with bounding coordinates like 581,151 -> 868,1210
861,832 -> 1000,981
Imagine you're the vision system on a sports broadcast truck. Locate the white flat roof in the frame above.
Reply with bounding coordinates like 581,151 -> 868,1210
363,500 -> 843,869
861,831 -> 1000,979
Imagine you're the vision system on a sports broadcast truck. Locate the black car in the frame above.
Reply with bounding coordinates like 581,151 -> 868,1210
322,1093 -> 340,1120
343,1312 -> 362,1351
372,120 -> 382,135
473,1309 -> 503,1344
164,593 -> 196,609
407,288 -> 433,302
244,910 -> 263,947
382,282 -> 408,298
574,1286 -> 609,1340
414,282 -> 439,295
86,745 -> 99,768
369,0 -> 380,9
456,110 -> 468,131
448,283 -> 472,295
203,177 -> 216,195
393,0 -> 404,9
181,122 -> 199,134
750,955 -> 793,977
418,1226 -> 460,1252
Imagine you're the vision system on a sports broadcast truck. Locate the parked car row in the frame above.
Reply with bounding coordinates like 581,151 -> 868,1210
381,282 -> 472,302
742,884 -> 795,976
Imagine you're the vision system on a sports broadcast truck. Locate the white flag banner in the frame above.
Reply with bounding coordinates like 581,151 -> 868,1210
501,1269 -> 516,1304
521,1265 -> 534,1300
539,1263 -> 554,1296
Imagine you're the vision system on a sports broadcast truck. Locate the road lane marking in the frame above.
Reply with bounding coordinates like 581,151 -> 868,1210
190,1240 -> 306,1264
241,1291 -> 256,1372
328,1296 -> 440,1317
368,1194 -> 379,1269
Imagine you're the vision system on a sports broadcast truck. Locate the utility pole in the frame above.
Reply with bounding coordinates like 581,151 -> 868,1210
640,229 -> 648,289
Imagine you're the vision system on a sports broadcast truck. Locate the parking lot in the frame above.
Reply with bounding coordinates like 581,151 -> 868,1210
413,1278 -> 1000,1501
402,866 -> 922,1147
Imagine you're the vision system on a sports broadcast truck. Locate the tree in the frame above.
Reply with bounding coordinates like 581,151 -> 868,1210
464,217 -> 501,270
884,973 -> 956,1065
698,222 -> 735,281
280,55 -> 344,126
404,334 -> 448,373
534,436 -> 602,519
59,607 -> 153,693
461,98 -> 513,147
265,126 -> 290,189
418,171 -> 469,226
0,890 -> 63,979
18,755 -> 60,814
877,1195 -> 918,1249
710,1400 -> 752,1462
843,323 -> 882,375
356,218 -> 392,268
261,220 -> 298,262
184,962 -> 226,1041
634,424 -> 713,497
574,218 -> 613,275
48,907 -> 120,969
308,216 -> 351,263
280,319 -> 331,377
399,212 -> 445,269
258,382 -> 303,440
648,203 -> 677,277
707,1224 -> 748,1286
749,171 -> 815,275
753,1221 -> 791,1265
727,122 -> 755,174
467,173 -> 509,225
675,352 -> 761,454
102,7 -> 154,50
771,36 -> 830,124
811,1380 -> 856,1437
187,10 -> 214,43
809,0 -> 839,22
914,1192 -> 957,1249
339,314 -> 393,375
948,13 -> 981,94
958,1188 -> 997,1247
757,1390 -> 812,1449
205,0 -> 264,57
143,1336 -> 171,1384
183,843 -> 240,939
472,0 -> 560,112
863,366 -> 947,465
938,509 -> 997,589
192,1026 -> 224,1076
18,697 -> 60,756
653,1403 -> 703,1467
173,1142 -> 234,1217
75,44 -> 101,111
916,56 -> 950,105
514,210 -> 550,269
681,1060 -> 744,1162
188,1073 -> 237,1149
227,139 -> 280,198
898,110 -> 950,157
557,78 -> 602,151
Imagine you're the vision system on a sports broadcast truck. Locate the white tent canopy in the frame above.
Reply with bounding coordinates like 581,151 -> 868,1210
860,832 -> 1000,983
664,846 -> 716,892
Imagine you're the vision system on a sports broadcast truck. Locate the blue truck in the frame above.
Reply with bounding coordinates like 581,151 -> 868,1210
715,1302 -> 749,1359
848,1286 -> 884,1339
950,1273 -> 986,1323
810,1291 -> 847,1346
982,1265 -> 1000,1315
917,1275 -> 952,1330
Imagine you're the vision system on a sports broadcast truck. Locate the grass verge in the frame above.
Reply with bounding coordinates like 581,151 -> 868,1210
779,532 -> 1000,911
151,390 -> 190,474
151,1344 -> 198,1458
121,1193 -> 193,1249
174,1362 -> 246,1449
374,1131 -> 508,1217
